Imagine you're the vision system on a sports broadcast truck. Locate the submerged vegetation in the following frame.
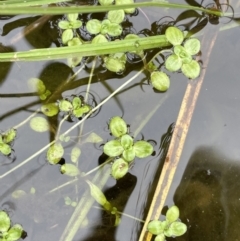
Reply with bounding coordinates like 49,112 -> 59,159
0,0 -> 235,240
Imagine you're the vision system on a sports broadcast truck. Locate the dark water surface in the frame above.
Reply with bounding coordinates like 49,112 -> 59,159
0,1 -> 240,241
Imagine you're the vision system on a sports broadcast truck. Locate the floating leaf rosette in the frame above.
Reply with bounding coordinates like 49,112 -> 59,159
0,129 -> 17,156
147,205 -> 187,241
165,26 -> 201,79
103,116 -> 153,179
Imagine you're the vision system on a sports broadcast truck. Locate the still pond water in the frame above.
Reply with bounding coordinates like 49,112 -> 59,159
0,0 -> 240,240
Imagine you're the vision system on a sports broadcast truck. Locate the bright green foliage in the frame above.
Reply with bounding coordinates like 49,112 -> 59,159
108,10 -> 125,24
109,116 -> 127,138
86,19 -> 102,35
47,142 -> 64,164
107,22 -> 122,37
104,116 -> 154,179
103,140 -> 124,157
124,34 -> 143,56
28,78 -> 51,100
5,224 -> 23,241
111,158 -> 129,179
92,34 -> 108,44
164,26 -> 201,79
87,180 -> 121,226
67,37 -> 83,67
41,103 -> 59,117
58,13 -> 82,45
98,0 -> 114,5
30,117 -> 49,132
0,129 -> 17,156
165,27 -> 184,46
100,19 -> 111,35
59,135 -> 70,142
71,147 -> 81,163
59,100 -> 73,112
0,211 -> 10,233
115,0 -> 135,13
147,205 -> 187,241
60,163 -> 80,176
58,96 -> 91,118
133,140 -> 153,158
104,52 -> 127,73
0,211 -> 24,241
150,71 -> 170,92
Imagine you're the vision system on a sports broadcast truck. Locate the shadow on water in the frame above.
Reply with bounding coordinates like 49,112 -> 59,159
174,146 -> 240,241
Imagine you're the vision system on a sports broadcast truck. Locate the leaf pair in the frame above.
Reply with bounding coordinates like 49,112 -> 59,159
165,26 -> 201,79
147,206 -> 187,241
59,96 -> 91,118
104,116 -> 153,179
0,211 -> 24,241
0,129 -> 16,156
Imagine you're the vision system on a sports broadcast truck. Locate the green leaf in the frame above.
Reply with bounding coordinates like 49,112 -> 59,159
62,29 -> 73,44
150,71 -> 170,92
100,19 -> 111,35
103,140 -> 124,157
87,180 -> 107,206
41,103 -> 59,117
122,148 -> 135,162
109,116 -> 127,137
184,38 -> 201,55
92,34 -> 108,44
86,19 -> 102,35
181,60 -> 200,79
6,224 -> 23,241
28,78 -> 46,95
68,56 -> 82,68
59,99 -> 73,112
68,37 -> 82,47
147,220 -> 167,235
108,10 -> 125,24
67,13 -> 78,22
2,129 -> 16,144
107,23 -> 122,37
98,0 -> 114,5
61,163 -> 80,176
80,105 -> 91,114
30,117 -> 49,132
174,45 -> 192,64
165,26 -> 184,46
120,134 -> 133,150
164,221 -> 187,237
39,89 -> 51,100
133,141 -> 153,158
115,0 -> 135,13
0,211 -> 11,233
155,233 -> 166,241
104,57 -> 125,73
166,205 -> 179,223
71,20 -> 82,29
11,190 -> 26,199
58,20 -> 71,29
111,158 -> 129,179
72,96 -> 82,109
71,147 -> 81,163
47,143 -> 64,165
165,54 -> 182,72
0,143 -> 11,155
73,108 -> 83,118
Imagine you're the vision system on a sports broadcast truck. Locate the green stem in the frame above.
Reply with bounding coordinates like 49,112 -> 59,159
0,35 -> 170,62
0,2 -> 223,16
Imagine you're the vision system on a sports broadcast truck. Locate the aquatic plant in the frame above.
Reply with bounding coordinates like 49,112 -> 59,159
0,211 -> 24,241
0,0 -> 230,240
147,205 -> 187,241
